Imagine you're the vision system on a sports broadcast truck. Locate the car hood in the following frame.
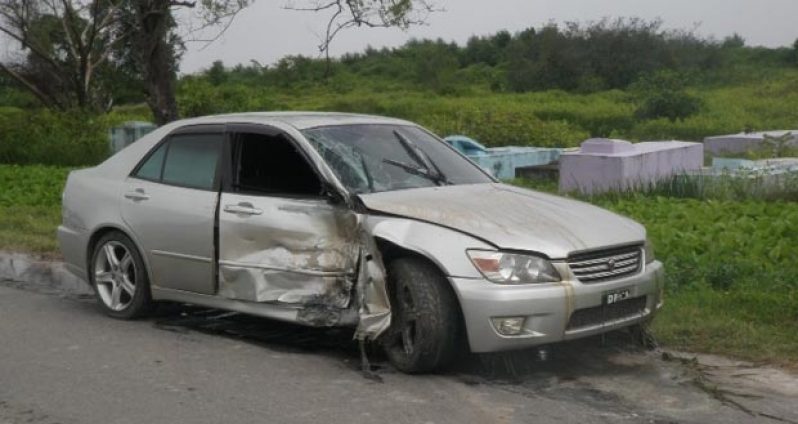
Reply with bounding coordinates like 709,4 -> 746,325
359,183 -> 645,259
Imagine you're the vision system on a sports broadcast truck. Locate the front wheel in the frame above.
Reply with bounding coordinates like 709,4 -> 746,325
90,231 -> 153,319
382,257 -> 461,373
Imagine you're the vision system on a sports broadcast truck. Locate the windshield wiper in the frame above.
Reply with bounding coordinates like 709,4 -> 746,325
391,130 -> 449,185
382,158 -> 447,185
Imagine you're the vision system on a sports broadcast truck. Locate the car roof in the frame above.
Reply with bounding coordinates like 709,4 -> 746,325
175,112 -> 414,130
91,112 -> 419,178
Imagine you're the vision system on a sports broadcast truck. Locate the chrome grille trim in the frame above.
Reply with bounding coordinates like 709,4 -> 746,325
568,251 -> 639,267
567,245 -> 643,283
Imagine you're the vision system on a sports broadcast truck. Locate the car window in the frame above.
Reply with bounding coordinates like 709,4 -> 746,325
160,134 -> 222,190
134,142 -> 168,181
303,124 -> 493,194
231,132 -> 322,196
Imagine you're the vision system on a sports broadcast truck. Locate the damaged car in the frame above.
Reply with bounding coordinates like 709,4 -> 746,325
58,112 -> 665,373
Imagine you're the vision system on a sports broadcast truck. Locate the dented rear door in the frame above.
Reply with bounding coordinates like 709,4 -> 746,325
217,124 -> 360,308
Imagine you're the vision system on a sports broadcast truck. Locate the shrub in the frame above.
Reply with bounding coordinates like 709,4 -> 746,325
0,108 -> 149,166
633,71 -> 702,122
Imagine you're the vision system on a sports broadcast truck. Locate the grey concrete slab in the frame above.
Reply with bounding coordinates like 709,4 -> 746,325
704,131 -> 798,156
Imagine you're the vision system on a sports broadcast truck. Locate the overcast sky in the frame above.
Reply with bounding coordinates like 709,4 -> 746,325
178,0 -> 798,73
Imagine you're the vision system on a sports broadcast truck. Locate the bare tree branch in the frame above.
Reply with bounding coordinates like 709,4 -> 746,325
0,0 -> 129,110
0,61 -> 64,109
282,0 -> 337,12
0,23 -> 64,71
284,0 -> 440,60
181,0 -> 248,49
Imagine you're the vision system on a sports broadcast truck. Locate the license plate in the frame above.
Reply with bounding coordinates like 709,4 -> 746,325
604,289 -> 631,305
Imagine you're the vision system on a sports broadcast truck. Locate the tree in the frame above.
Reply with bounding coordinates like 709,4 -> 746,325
407,39 -> 458,93
722,33 -> 745,49
286,0 -> 436,74
206,59 -> 226,85
2,0 -> 437,123
0,0 -> 129,111
130,0 -> 437,124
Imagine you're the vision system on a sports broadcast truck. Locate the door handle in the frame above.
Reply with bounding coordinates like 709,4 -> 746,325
124,189 -> 150,201
223,203 -> 263,216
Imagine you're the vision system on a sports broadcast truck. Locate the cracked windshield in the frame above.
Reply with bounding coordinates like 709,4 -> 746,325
303,124 -> 493,193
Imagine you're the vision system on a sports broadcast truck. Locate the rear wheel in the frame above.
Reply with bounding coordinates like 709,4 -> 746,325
90,231 -> 152,319
382,257 -> 460,373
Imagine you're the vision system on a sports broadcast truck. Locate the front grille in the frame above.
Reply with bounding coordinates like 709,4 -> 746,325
566,296 -> 647,331
567,245 -> 643,283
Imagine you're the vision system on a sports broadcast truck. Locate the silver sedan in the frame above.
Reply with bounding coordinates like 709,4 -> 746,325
58,112 -> 665,373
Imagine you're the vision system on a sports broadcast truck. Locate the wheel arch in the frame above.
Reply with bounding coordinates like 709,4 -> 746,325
373,236 -> 469,348
86,224 -> 153,285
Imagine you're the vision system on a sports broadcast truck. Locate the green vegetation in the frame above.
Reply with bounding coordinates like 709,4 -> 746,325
513,178 -> 798,366
5,71 -> 798,165
0,165 -> 69,253
610,198 -> 798,365
3,19 -> 798,165
0,107 -> 149,166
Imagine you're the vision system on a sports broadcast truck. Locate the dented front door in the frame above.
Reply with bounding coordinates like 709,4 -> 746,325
217,126 -> 360,307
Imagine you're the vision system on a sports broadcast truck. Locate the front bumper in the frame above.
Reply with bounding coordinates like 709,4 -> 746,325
451,260 -> 665,353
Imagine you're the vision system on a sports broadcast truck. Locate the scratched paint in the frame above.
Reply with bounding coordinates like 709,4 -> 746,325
217,193 -> 393,338
218,194 -> 359,307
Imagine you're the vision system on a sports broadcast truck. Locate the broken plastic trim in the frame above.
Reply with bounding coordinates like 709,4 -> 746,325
353,229 -> 391,340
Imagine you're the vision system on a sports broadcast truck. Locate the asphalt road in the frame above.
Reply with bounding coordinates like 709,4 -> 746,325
0,281 -> 796,424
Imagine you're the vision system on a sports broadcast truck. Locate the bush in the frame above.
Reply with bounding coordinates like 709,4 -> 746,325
422,108 -> 589,147
633,71 -> 702,122
0,108 -> 149,166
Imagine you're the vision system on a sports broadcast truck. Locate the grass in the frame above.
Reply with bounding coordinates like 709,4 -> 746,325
513,178 -> 798,366
609,197 -> 798,366
0,164 -> 70,254
1,164 -> 797,367
654,285 -> 798,368
0,205 -> 61,254
175,67 -> 798,147
6,69 -> 798,166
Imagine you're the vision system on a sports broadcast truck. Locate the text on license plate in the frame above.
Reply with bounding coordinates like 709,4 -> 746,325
604,289 -> 631,305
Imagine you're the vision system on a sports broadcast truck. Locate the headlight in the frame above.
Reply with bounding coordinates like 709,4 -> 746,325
644,239 -> 655,264
467,250 -> 561,284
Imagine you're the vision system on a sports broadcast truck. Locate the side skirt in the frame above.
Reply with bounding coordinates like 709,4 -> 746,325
150,286 -> 358,327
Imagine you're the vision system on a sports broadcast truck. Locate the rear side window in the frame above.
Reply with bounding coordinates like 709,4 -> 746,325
162,135 -> 222,189
134,142 -> 168,181
133,133 -> 223,190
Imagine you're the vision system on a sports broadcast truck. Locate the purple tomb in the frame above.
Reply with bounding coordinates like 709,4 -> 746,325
559,138 -> 704,194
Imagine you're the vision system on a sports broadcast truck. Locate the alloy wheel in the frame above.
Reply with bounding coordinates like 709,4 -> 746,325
94,241 -> 138,311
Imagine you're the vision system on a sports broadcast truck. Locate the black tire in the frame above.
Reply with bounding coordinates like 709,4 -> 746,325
89,231 -> 153,319
382,257 -> 461,373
